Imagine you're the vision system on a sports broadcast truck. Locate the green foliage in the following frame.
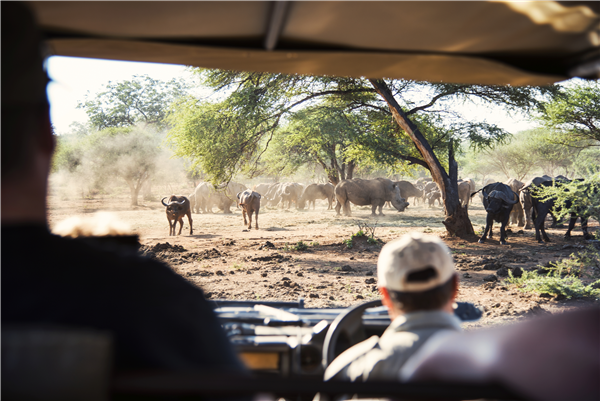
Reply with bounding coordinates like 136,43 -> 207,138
507,245 -> 600,299
571,147 -> 600,178
480,133 -> 535,180
531,174 -> 600,222
293,241 -> 308,251
521,128 -> 579,177
52,125 -> 162,205
352,230 -> 366,238
78,75 -> 189,130
166,99 -> 264,185
341,222 -> 381,248
52,134 -> 86,174
537,79 -> 600,146
461,128 -> 583,180
167,70 -> 549,187
507,269 -> 600,299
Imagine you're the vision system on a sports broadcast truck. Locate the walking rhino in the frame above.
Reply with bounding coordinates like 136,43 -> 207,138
335,178 -> 409,217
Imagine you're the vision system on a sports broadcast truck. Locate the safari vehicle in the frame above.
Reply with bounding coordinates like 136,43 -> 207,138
108,299 -> 506,400
212,298 -> 482,378
9,1 -> 600,399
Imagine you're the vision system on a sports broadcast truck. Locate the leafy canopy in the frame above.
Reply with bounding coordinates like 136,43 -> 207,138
537,79 -> 600,147
167,70 -> 550,184
78,75 -> 189,130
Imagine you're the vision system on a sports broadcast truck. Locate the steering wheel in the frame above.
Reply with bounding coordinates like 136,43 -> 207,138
321,299 -> 382,370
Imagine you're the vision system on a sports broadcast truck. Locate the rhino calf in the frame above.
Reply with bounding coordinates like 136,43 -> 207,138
298,183 -> 335,210
237,190 -> 261,230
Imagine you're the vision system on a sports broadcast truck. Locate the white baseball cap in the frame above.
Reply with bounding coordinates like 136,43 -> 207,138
377,232 -> 455,292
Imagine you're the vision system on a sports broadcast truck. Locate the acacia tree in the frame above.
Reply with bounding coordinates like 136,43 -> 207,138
78,75 -> 189,130
537,80 -> 600,147
167,71 -> 556,237
265,102 -> 410,184
85,127 -> 160,206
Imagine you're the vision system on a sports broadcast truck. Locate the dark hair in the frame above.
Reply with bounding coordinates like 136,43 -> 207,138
2,103 -> 49,178
388,271 -> 456,313
1,2 -> 50,178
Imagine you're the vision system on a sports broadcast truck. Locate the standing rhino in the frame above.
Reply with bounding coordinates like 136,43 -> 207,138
188,192 -> 198,214
194,182 -> 234,214
298,183 -> 335,210
427,189 -> 442,207
415,177 -> 433,187
395,181 -> 423,206
253,183 -> 275,196
280,182 -> 304,209
458,178 -> 476,207
267,182 -> 303,209
237,189 -> 261,230
224,181 -> 247,208
505,178 -> 525,227
335,178 -> 409,217
264,183 -> 284,207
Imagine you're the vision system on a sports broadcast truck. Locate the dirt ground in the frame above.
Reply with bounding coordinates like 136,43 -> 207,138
47,185 -> 599,330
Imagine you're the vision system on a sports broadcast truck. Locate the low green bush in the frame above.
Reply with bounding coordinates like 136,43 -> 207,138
293,241 -> 308,251
506,247 -> 600,299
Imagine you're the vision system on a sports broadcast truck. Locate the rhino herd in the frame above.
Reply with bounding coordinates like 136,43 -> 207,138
161,175 -> 589,243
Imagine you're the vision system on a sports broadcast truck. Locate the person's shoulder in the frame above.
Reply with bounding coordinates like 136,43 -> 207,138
74,237 -> 185,282
324,335 -> 380,381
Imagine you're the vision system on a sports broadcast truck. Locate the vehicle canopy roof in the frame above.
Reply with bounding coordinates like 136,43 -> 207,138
30,1 -> 600,86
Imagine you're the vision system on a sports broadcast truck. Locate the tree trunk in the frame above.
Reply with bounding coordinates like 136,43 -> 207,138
131,185 -> 141,207
126,180 -> 139,206
347,160 -> 356,180
126,171 -> 150,207
328,170 -> 340,186
369,79 -> 474,237
142,178 -> 152,199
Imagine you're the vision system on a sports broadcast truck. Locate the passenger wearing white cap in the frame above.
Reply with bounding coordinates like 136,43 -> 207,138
324,232 -> 461,382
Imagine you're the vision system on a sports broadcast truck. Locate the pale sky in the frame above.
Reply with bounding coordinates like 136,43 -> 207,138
47,56 -> 537,135
47,56 -> 197,134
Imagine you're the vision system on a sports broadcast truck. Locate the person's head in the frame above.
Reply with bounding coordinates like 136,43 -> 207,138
377,233 -> 458,319
2,2 -> 55,223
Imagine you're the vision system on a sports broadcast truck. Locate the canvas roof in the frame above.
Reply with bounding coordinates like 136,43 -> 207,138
30,1 -> 600,86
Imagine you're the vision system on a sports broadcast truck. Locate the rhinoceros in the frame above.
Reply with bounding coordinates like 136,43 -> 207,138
298,183 -> 335,210
334,178 -> 409,217
194,182 -> 234,214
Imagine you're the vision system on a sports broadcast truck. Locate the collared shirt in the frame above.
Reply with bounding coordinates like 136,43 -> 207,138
324,310 -> 462,382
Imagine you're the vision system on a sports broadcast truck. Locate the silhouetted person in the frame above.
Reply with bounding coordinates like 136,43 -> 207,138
2,1 -> 245,373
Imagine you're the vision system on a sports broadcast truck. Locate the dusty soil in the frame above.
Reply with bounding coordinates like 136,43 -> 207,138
47,185 -> 600,329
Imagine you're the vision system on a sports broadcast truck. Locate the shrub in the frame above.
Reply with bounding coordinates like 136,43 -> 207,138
531,173 -> 600,223
293,241 -> 308,251
506,248 -> 600,299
